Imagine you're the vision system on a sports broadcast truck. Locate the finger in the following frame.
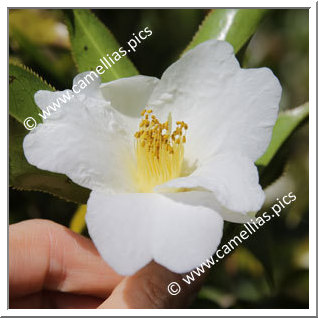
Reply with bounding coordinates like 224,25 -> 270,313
10,290 -> 104,309
9,219 -> 123,300
98,261 -> 207,309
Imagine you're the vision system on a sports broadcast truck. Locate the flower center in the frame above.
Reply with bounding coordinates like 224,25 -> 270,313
134,109 -> 188,192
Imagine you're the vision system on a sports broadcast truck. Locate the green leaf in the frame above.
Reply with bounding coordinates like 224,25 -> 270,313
65,9 -> 138,82
258,103 -> 309,188
9,63 -> 53,124
9,63 -> 90,204
257,103 -> 309,167
183,9 -> 268,55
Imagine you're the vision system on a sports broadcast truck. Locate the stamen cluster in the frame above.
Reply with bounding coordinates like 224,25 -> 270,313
133,109 -> 188,193
134,109 -> 188,159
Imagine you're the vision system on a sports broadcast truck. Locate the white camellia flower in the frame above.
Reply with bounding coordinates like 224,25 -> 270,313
23,40 -> 282,276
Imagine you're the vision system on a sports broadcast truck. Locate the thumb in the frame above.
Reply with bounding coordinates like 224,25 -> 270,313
98,261 -> 206,309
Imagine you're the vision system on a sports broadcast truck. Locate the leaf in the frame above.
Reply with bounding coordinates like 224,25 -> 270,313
9,63 -> 53,124
9,63 -> 90,204
64,9 -> 138,82
70,205 -> 87,233
183,9 -> 268,55
258,103 -> 309,188
257,103 -> 309,167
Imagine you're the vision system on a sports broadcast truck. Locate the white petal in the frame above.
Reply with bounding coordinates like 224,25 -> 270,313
86,191 -> 223,275
86,191 -> 153,276
100,75 -> 159,118
157,152 -> 265,214
34,72 -> 104,114
34,89 -> 74,112
24,91 -> 135,193
72,71 -> 103,98
149,40 -> 281,163
164,191 -> 256,224
152,193 -> 224,273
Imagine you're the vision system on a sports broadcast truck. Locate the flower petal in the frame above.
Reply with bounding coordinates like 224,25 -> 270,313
23,90 -> 135,193
100,75 -> 159,118
72,71 -> 103,98
157,152 -> 265,215
86,191 -> 223,275
34,89 -> 74,113
86,191 -> 153,276
149,40 -> 281,163
152,193 -> 224,274
164,191 -> 256,224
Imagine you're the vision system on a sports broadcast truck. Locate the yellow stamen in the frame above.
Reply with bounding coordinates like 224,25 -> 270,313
134,109 -> 188,192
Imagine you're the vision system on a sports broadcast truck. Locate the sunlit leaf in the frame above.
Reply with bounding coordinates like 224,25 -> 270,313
65,9 -> 138,82
183,9 -> 268,55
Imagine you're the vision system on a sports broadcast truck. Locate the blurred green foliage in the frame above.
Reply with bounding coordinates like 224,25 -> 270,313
9,9 -> 308,309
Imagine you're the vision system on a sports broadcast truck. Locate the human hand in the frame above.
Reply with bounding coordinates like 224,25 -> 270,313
9,219 -> 205,309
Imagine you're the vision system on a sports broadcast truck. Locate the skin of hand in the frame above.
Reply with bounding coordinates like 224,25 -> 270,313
9,219 -> 207,309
